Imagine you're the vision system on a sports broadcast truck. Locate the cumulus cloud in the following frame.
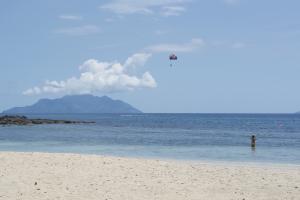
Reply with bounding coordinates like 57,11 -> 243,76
54,25 -> 101,36
146,38 -> 205,53
23,53 -> 156,95
100,0 -> 190,16
59,15 -> 83,20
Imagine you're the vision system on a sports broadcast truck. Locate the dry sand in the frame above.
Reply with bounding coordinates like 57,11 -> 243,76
0,152 -> 299,200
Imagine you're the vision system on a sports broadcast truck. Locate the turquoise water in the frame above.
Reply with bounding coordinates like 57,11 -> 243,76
0,114 -> 300,164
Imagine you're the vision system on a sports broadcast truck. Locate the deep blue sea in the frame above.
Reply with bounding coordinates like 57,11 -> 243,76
0,114 -> 300,164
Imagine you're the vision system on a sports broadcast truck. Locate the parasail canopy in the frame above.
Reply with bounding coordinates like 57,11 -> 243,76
169,54 -> 178,60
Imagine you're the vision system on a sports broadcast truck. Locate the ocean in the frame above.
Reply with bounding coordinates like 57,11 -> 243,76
0,114 -> 300,164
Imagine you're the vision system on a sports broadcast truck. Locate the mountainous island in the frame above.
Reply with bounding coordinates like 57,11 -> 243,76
2,95 -> 142,114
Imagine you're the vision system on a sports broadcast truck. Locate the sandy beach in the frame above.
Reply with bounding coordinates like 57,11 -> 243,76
0,152 -> 299,200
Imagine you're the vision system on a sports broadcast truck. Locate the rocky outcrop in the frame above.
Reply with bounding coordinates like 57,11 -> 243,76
0,115 -> 94,126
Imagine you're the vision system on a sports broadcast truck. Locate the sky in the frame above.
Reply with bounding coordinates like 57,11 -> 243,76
1,0 -> 300,113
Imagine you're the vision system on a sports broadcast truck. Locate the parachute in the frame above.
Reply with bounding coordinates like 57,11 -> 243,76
169,54 -> 177,60
169,54 -> 177,67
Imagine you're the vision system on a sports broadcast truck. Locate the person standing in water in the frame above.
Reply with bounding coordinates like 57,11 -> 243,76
251,135 -> 256,148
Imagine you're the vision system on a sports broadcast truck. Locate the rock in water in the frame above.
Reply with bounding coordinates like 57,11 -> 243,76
0,115 -> 94,126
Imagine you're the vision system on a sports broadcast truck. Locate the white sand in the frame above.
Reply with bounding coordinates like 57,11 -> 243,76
0,152 -> 299,200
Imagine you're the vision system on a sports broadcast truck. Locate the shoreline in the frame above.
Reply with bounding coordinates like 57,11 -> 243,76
0,150 -> 299,168
1,151 -> 299,200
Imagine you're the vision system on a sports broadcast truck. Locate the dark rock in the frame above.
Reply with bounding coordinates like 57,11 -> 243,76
0,115 -> 94,126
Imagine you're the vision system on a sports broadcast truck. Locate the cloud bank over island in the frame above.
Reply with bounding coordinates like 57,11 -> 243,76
23,53 -> 156,95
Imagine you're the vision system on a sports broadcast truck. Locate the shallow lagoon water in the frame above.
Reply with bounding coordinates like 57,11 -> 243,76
0,114 -> 299,164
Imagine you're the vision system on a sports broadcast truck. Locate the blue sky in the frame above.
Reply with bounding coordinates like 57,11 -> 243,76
1,0 -> 300,113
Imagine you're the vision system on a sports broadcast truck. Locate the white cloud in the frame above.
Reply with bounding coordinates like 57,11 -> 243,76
100,0 -> 190,16
124,53 -> 152,68
59,15 -> 83,20
161,6 -> 186,16
146,38 -> 205,53
23,87 -> 42,95
54,25 -> 101,36
23,53 -> 156,95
